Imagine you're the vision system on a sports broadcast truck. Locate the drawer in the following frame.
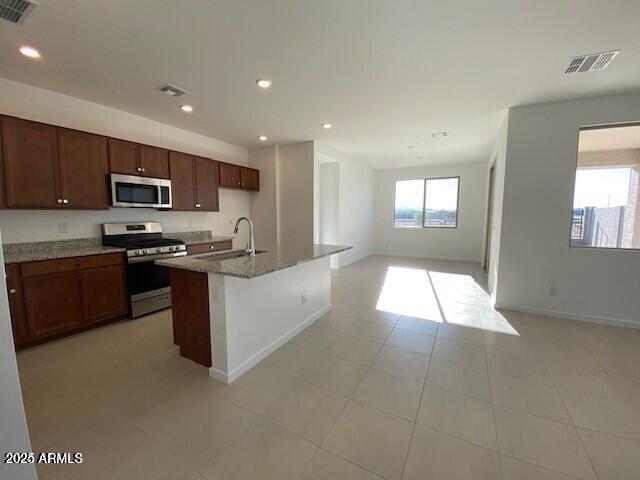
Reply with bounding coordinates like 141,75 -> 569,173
186,240 -> 233,255
21,253 -> 124,277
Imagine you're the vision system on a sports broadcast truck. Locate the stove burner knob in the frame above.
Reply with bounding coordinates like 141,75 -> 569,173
143,249 -> 149,255
168,246 -> 175,251
134,250 -> 142,256
156,247 -> 162,253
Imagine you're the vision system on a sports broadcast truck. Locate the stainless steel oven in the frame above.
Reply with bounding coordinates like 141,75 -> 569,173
110,173 -> 172,209
102,222 -> 186,318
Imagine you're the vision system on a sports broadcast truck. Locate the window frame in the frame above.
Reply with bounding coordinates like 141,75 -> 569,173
393,176 -> 461,229
568,122 -> 640,252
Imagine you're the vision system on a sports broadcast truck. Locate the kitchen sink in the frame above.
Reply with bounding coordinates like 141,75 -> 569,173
198,250 -> 266,261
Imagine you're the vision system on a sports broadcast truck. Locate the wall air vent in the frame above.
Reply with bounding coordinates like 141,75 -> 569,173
156,83 -> 189,97
0,0 -> 37,24
565,50 -> 620,74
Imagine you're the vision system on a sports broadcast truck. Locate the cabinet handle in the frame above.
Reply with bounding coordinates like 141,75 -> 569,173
209,245 -> 215,250
141,167 -> 146,173
9,288 -> 16,294
57,198 -> 63,204
63,199 -> 69,204
137,167 -> 142,172
195,203 -> 201,208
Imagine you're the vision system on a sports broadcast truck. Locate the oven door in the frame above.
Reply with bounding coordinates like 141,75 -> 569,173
125,259 -> 172,318
111,174 -> 171,208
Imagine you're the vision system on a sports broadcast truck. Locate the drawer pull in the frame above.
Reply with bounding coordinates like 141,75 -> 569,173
9,288 -> 16,294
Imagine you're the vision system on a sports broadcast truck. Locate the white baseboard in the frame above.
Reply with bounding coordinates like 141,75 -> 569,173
209,303 -> 333,384
494,303 -> 640,330
372,251 -> 481,264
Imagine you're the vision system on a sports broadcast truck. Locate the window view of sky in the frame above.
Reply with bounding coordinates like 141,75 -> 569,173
394,180 -> 423,209
573,167 -> 630,208
426,178 -> 459,210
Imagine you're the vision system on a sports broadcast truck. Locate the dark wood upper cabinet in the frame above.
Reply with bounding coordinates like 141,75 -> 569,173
240,167 -> 260,191
108,138 -> 139,176
194,156 -> 219,211
140,145 -> 169,179
219,162 -> 259,191
169,151 -> 196,211
58,129 -> 109,210
219,162 -> 241,188
108,139 -> 169,179
2,117 -> 60,208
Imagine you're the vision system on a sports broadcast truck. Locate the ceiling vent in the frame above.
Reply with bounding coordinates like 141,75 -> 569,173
565,50 -> 620,74
156,83 -> 189,97
0,0 -> 37,24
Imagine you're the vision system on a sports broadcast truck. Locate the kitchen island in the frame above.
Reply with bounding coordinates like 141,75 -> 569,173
156,243 -> 351,383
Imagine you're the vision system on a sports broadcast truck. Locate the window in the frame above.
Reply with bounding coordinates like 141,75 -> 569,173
570,124 -> 640,250
394,177 -> 459,228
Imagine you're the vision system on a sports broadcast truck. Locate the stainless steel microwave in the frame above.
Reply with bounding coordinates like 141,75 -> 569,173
110,174 -> 172,209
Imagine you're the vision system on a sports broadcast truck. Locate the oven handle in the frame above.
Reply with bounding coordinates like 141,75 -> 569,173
128,251 -> 188,264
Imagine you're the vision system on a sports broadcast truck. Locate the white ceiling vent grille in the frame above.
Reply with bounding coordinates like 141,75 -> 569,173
156,83 -> 189,97
565,50 -> 620,74
0,0 -> 37,25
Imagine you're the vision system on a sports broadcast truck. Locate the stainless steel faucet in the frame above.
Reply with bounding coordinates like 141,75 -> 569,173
233,217 -> 256,257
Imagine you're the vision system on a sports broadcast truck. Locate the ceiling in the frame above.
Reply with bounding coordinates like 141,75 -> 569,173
579,124 -> 640,151
1,1 -> 640,169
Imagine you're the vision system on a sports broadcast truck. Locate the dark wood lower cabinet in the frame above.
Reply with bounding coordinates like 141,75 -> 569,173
22,271 -> 84,339
170,268 -> 211,367
5,253 -> 127,349
81,265 -> 127,324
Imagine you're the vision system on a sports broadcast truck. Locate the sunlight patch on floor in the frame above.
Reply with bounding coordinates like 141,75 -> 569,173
376,267 -> 519,336
376,266 -> 442,321
429,271 -> 519,335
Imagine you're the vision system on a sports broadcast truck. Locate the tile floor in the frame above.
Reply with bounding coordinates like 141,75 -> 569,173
17,255 -> 640,480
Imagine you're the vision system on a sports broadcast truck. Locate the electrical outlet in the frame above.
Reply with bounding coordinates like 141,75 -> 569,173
548,286 -> 558,297
58,223 -> 68,233
300,292 -> 307,304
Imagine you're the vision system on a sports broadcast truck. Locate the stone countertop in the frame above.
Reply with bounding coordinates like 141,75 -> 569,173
2,239 -> 125,264
156,243 -> 352,279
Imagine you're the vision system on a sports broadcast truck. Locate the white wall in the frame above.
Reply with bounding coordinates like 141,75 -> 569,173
248,146 -> 278,246
315,143 -> 376,267
0,230 -> 37,480
494,91 -> 640,327
375,162 -> 487,262
277,142 -> 315,247
0,78 -> 251,248
486,114 -> 510,294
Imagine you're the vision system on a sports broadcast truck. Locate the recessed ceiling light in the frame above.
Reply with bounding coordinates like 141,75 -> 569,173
19,45 -> 40,59
180,105 -> 194,113
258,135 -> 268,142
256,79 -> 272,89
322,123 -> 332,129
431,131 -> 448,139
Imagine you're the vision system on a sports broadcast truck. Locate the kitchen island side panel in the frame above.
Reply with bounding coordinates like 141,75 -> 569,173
208,255 -> 332,383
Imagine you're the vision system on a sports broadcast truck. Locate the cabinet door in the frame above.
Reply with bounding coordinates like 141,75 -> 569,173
81,265 -> 127,324
22,272 -> 84,339
219,162 -> 241,188
5,263 -> 29,347
140,145 -> 169,179
108,138 -> 139,175
2,117 -> 60,208
168,151 -> 196,210
58,129 -> 109,209
194,157 -> 219,211
240,167 -> 259,191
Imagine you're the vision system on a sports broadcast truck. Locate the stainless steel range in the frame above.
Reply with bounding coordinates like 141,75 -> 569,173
102,222 -> 186,318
